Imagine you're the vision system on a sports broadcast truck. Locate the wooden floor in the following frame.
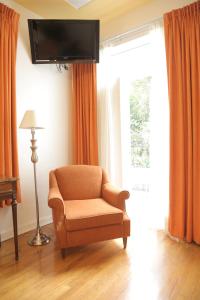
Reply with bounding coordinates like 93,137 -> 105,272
1,224 -> 200,300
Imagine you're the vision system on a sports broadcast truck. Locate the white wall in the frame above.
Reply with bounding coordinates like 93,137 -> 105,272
101,0 -> 195,40
0,0 -> 72,241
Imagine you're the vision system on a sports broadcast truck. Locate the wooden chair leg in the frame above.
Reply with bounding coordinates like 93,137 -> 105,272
123,237 -> 127,249
61,248 -> 66,258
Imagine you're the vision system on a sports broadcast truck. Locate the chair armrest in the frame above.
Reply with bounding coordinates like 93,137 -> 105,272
102,183 -> 130,210
48,185 -> 67,248
48,187 -> 65,213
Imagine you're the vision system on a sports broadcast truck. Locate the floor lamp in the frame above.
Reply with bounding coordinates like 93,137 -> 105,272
20,110 -> 50,246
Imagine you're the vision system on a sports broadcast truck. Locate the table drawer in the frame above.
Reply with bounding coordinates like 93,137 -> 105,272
0,182 -> 13,191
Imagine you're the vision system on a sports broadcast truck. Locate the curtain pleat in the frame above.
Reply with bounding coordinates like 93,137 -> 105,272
0,3 -> 20,206
72,64 -> 99,165
164,1 -> 200,243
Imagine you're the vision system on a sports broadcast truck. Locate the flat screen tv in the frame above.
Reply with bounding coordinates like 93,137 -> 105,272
28,19 -> 99,64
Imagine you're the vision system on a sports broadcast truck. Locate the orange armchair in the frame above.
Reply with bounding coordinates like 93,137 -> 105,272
48,165 -> 130,256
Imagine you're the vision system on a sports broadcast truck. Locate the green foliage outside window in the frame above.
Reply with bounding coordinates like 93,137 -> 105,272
129,76 -> 151,168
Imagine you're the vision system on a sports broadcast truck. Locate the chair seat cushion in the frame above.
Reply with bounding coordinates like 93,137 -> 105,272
64,198 -> 123,231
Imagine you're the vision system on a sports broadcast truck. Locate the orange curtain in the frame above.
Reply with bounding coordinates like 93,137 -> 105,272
0,4 -> 20,206
72,64 -> 99,165
164,1 -> 200,243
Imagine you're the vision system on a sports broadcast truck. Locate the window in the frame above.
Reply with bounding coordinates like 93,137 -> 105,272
129,76 -> 151,168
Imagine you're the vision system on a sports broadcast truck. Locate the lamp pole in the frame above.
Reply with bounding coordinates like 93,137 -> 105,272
28,128 -> 50,246
19,110 -> 50,246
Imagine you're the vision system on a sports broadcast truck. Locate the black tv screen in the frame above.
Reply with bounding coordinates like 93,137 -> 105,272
28,19 -> 99,64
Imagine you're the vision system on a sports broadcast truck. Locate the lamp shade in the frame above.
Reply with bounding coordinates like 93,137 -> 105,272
19,110 -> 44,129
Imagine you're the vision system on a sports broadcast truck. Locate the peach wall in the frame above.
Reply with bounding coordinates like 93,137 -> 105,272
101,0 -> 195,40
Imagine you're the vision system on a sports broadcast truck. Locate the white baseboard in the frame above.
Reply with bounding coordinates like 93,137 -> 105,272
0,215 -> 52,242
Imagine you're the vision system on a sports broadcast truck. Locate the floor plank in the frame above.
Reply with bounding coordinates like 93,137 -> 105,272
0,223 -> 200,300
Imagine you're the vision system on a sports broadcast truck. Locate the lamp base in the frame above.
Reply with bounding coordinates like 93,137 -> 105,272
28,229 -> 50,246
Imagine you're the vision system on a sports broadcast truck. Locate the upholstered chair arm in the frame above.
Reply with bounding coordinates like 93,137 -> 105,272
48,187 -> 65,213
48,174 -> 67,248
102,183 -> 130,211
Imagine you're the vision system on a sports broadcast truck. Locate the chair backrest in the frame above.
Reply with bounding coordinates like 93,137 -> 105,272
54,165 -> 103,200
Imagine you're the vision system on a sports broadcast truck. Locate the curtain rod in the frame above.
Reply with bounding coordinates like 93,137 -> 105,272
101,16 -> 163,45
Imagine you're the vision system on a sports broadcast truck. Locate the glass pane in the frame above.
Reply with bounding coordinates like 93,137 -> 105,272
129,76 -> 151,168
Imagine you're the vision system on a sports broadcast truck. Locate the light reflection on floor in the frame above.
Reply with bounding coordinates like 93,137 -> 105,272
120,190 -> 166,300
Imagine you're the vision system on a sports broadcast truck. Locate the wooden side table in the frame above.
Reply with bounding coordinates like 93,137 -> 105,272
0,177 -> 19,260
